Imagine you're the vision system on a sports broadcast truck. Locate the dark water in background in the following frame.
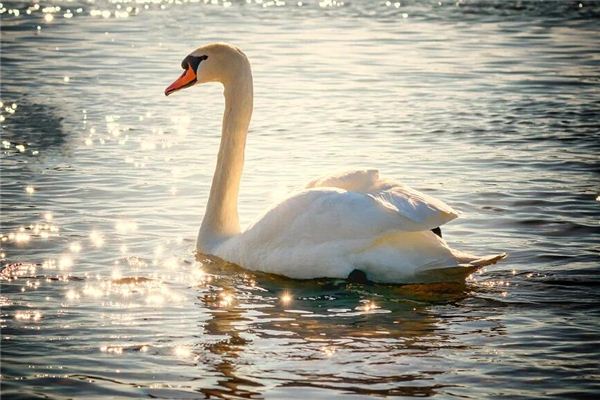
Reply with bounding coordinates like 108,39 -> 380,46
1,0 -> 600,398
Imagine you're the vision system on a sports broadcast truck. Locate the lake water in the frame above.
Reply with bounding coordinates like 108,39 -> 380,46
1,0 -> 600,398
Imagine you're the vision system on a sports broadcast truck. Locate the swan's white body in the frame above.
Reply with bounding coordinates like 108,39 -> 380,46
166,43 -> 505,283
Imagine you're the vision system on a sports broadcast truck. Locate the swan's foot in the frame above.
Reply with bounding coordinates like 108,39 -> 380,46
348,269 -> 369,284
431,227 -> 442,238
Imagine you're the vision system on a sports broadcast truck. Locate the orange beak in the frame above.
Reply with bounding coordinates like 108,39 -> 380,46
165,64 -> 197,96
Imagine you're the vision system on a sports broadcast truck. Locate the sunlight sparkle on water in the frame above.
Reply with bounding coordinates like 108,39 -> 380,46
174,345 -> 192,359
100,345 -> 123,355
15,232 -> 30,244
191,268 -> 206,283
89,231 -> 105,248
65,289 -> 80,300
115,220 -> 138,234
25,186 -> 35,195
357,300 -> 377,312
280,292 -> 292,305
322,346 -> 336,357
163,257 -> 179,270
83,284 -> 104,298
15,311 -> 42,321
69,242 -> 82,253
111,269 -> 122,280
145,294 -> 165,305
219,292 -> 235,307
59,255 -> 73,270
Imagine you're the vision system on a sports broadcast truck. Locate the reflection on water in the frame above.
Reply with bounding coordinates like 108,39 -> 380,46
2,0 -> 600,398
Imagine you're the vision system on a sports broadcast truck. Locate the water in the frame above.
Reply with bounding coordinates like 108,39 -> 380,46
1,0 -> 600,398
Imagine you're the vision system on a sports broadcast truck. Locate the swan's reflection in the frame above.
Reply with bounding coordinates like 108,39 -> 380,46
198,261 -> 263,399
195,254 -> 489,397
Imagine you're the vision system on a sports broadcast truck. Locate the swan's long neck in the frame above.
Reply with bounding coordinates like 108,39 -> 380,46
198,61 -> 253,251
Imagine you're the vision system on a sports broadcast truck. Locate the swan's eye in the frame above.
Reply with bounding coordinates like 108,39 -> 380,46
180,55 -> 193,70
181,55 -> 208,71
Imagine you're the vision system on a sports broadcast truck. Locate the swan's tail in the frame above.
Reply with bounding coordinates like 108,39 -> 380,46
463,253 -> 507,268
354,230 -> 506,283
415,252 -> 507,283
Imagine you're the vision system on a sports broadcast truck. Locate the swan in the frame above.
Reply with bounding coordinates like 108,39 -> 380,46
164,43 -> 505,283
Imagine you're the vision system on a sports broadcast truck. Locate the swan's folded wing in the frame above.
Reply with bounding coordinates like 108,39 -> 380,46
219,188 -> 457,279
244,188 -> 415,245
372,184 -> 458,230
307,169 -> 459,230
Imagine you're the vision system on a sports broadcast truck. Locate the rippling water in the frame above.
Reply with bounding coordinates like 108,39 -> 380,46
2,0 -> 600,398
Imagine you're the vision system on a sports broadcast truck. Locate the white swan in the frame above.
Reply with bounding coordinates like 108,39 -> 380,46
165,43 -> 505,283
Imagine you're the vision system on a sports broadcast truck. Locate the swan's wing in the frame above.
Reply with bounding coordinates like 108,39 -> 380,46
244,188 -> 419,244
217,188 -> 436,278
306,169 -> 458,230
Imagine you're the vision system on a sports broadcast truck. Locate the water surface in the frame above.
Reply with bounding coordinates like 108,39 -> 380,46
1,0 -> 600,398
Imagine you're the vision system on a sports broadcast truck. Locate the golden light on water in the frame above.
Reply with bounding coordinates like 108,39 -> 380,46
322,346 -> 336,357
357,300 -> 377,312
173,345 -> 192,359
0,2 -> 597,397
15,310 -> 42,321
219,292 -> 234,307
280,292 -> 292,305
100,345 -> 123,355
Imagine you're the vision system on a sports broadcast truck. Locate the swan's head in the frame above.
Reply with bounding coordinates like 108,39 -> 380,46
164,43 -> 250,96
